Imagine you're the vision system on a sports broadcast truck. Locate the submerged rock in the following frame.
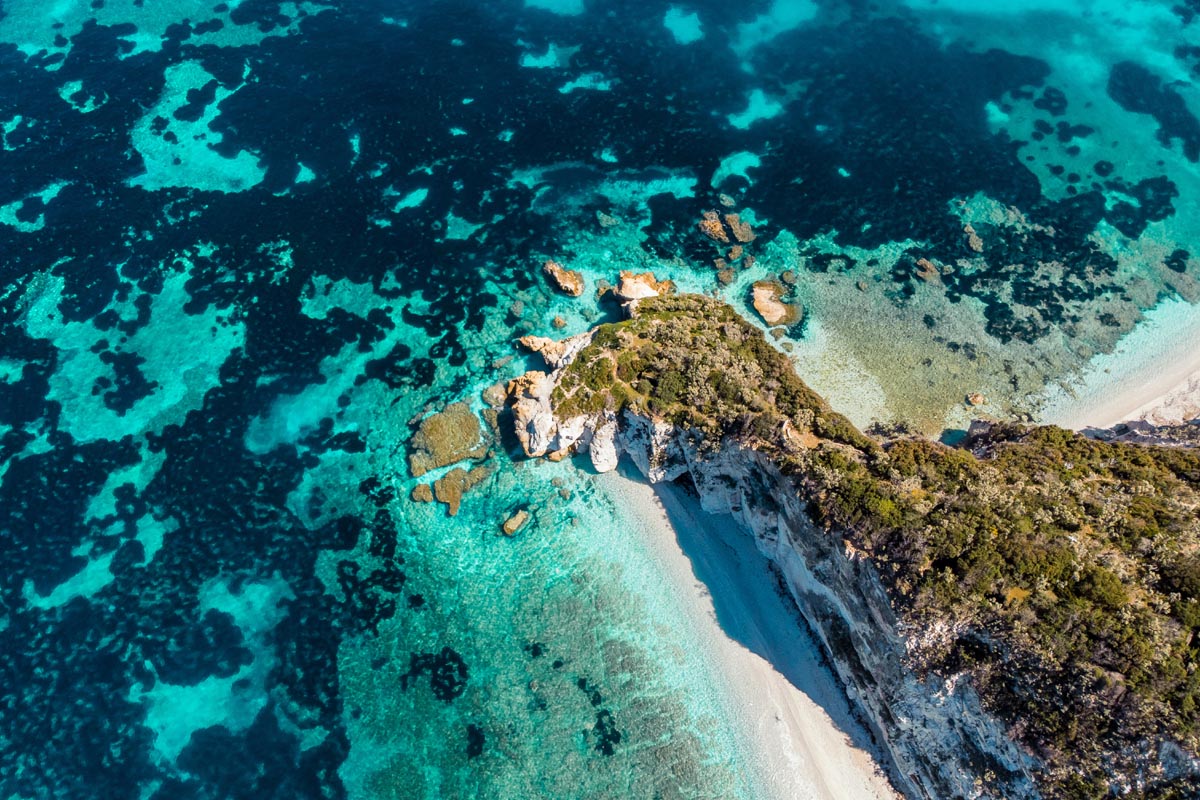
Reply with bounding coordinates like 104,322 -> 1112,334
409,403 -> 489,477
698,209 -> 729,243
914,257 -> 942,283
543,259 -> 585,297
433,465 -> 493,516
723,213 -> 755,243
751,280 -> 803,327
411,484 -> 433,503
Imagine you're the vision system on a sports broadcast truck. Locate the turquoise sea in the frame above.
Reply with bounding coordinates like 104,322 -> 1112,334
2,0 -> 1199,797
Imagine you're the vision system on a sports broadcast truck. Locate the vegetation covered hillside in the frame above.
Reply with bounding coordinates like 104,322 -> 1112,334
551,294 -> 1200,799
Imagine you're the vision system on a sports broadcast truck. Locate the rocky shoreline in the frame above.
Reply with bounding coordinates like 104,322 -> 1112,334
499,277 -> 1200,800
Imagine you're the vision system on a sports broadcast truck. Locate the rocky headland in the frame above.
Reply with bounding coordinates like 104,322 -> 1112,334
504,285 -> 1200,800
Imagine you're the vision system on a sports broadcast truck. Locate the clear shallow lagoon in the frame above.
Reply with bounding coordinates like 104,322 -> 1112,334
2,0 -> 1200,797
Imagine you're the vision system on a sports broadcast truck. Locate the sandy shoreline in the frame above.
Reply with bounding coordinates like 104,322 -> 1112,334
595,469 -> 897,800
1036,296 -> 1200,430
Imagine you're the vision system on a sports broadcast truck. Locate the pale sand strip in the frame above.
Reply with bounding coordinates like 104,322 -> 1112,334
596,470 -> 898,800
1036,296 -> 1200,430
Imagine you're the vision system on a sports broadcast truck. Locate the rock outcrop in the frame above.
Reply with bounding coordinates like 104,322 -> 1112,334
543,259 -> 585,296
751,280 -> 803,327
613,270 -> 673,307
517,332 -> 593,370
506,369 -> 561,458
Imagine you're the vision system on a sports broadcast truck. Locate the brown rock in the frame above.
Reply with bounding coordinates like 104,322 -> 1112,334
724,213 -> 756,243
780,270 -> 797,285
501,509 -> 530,535
751,280 -> 803,327
964,224 -> 984,253
506,370 -> 548,400
915,258 -> 941,283
856,280 -> 868,292
552,315 -> 567,329
717,268 -> 735,285
409,403 -> 488,478
699,210 -> 729,243
543,260 -> 585,297
966,392 -> 986,407
411,484 -> 433,503
434,465 -> 494,516
728,245 -> 744,262
742,254 -> 756,270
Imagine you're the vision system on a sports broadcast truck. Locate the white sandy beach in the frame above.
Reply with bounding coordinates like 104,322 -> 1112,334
595,470 -> 898,800
1037,296 -> 1200,430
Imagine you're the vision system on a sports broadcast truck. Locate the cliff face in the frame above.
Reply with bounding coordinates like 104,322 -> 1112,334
505,292 -> 1200,800
629,416 -> 1045,798
512,396 -> 1040,798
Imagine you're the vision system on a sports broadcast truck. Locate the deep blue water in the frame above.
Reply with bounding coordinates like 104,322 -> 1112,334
2,0 -> 1200,797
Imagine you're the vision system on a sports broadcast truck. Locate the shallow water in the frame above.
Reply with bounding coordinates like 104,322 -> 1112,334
2,1 -> 1200,797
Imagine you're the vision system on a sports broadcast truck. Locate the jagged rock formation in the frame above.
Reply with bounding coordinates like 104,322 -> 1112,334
504,291 -> 1200,800
542,259 -> 585,296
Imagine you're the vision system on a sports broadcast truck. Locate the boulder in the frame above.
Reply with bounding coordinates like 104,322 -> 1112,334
724,213 -> 755,243
543,260 -> 585,297
482,381 -> 508,408
501,509 -> 530,535
614,271 -> 674,307
411,484 -> 433,503
751,281 -> 803,327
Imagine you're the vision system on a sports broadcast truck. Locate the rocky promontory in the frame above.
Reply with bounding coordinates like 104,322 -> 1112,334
504,287 -> 1200,800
